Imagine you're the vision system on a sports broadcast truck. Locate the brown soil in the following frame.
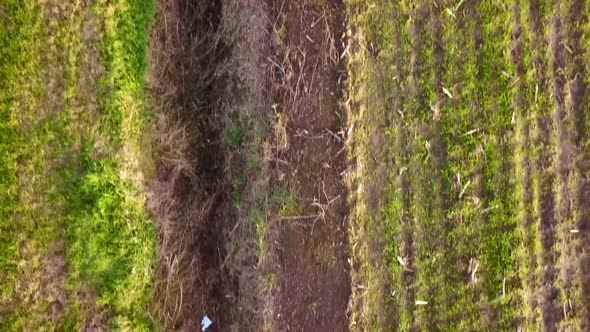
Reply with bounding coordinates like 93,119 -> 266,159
525,0 -> 550,327
539,58 -> 560,332
264,0 -> 351,330
39,242 -> 66,324
34,1 -> 68,323
147,0 -> 352,330
554,1 -> 585,328
553,3 -> 572,284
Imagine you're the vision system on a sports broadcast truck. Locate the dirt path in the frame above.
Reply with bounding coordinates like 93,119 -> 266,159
265,0 -> 350,330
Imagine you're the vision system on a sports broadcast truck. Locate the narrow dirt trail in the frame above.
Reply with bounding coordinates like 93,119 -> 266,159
265,0 -> 351,330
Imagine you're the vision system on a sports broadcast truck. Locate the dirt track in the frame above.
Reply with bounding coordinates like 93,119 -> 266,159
264,0 -> 351,330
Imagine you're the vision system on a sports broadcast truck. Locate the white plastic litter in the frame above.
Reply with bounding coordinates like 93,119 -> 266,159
396,256 -> 406,266
201,315 -> 213,331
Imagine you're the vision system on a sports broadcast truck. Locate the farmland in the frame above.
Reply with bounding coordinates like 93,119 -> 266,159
346,0 -> 590,330
0,0 -> 589,331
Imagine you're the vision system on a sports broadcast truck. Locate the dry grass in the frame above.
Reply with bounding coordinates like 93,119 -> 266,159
145,0 -> 224,330
152,111 -> 196,179
146,103 -> 218,330
146,0 -> 272,330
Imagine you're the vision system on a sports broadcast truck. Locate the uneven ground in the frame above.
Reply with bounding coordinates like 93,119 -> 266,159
1,0 -> 590,331
263,0 -> 350,331
346,0 -> 590,331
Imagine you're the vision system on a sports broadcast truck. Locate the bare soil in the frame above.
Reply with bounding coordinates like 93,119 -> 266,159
264,0 -> 351,330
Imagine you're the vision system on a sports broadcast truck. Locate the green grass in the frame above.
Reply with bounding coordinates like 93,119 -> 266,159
0,0 -> 157,329
225,115 -> 247,150
262,271 -> 278,290
225,109 -> 265,207
66,0 -> 158,328
250,208 -> 266,256
0,0 -> 38,301
276,189 -> 296,218
0,1 -> 59,328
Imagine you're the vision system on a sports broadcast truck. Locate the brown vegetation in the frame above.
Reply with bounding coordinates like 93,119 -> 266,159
146,0 -> 234,329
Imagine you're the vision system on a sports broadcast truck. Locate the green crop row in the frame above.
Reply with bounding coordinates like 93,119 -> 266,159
475,2 -> 522,329
438,1 -> 484,329
345,0 -> 406,329
382,1 -> 412,329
